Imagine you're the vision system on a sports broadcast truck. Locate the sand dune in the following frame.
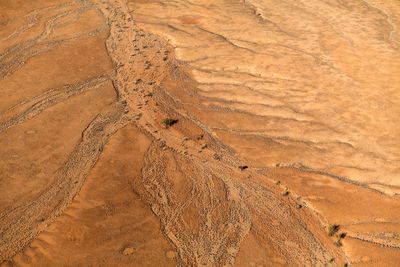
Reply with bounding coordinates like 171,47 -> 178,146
0,0 -> 399,266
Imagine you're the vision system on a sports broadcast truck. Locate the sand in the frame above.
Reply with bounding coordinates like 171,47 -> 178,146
0,0 -> 399,266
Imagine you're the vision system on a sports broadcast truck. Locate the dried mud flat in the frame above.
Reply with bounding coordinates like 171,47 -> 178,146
0,0 -> 399,266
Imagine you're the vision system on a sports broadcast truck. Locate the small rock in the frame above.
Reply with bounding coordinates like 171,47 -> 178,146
166,250 -> 176,259
122,247 -> 135,255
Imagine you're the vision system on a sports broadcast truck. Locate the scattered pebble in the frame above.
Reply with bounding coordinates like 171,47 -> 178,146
25,130 -> 36,135
122,247 -> 135,255
360,256 -> 371,262
213,153 -> 221,160
166,250 -> 176,259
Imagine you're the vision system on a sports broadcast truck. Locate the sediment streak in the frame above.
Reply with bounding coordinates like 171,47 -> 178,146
94,0 -> 347,266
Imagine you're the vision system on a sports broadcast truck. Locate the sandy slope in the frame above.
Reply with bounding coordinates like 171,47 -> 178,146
0,0 -> 399,266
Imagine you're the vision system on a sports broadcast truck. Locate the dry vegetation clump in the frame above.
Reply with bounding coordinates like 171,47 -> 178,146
334,232 -> 347,247
327,224 -> 347,247
238,165 -> 248,171
328,224 -> 340,236
161,118 -> 178,128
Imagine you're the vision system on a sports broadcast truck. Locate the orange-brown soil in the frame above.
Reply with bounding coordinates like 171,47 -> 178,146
0,0 -> 399,266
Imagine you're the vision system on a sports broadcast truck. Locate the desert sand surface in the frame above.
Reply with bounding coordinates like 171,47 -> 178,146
0,0 -> 399,266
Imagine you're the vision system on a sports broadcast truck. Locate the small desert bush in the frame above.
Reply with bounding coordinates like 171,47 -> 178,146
161,118 -> 178,127
328,224 -> 340,236
334,238 -> 343,247
238,165 -> 248,171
